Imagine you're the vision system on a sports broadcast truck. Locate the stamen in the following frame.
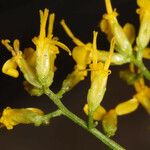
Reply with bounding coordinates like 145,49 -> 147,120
60,19 -> 84,46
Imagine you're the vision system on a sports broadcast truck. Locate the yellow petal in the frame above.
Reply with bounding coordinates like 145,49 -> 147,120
48,13 -> 55,36
2,58 -> 19,78
100,19 -> 113,41
72,46 -> 91,69
135,87 -> 150,114
26,108 -> 44,115
39,8 -> 49,39
60,19 -> 84,46
137,0 -> 150,9
123,23 -> 135,44
115,98 -> 139,115
53,41 -> 71,55
24,47 -> 36,67
143,47 -> 150,59
83,104 -> 106,121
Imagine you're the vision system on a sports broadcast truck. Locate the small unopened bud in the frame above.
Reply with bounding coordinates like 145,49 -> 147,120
102,109 -> 117,137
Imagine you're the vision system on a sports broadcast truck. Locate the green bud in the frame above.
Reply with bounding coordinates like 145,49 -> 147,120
102,109 -> 117,137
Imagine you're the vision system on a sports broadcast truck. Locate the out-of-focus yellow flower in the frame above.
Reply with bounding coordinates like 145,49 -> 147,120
0,107 -> 47,130
134,78 -> 150,114
101,0 -> 132,56
2,39 -> 41,88
136,0 -> 150,49
115,98 -> 139,115
83,104 -> 106,121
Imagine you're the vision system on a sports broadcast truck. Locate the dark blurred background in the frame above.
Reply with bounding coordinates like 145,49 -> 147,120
0,0 -> 149,150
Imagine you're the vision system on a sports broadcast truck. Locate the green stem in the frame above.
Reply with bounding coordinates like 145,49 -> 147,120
44,109 -> 63,119
133,47 -> 150,80
44,89 -> 125,150
88,111 -> 94,129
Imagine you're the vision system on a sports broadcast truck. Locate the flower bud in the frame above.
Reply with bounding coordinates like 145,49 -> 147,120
102,109 -> 117,137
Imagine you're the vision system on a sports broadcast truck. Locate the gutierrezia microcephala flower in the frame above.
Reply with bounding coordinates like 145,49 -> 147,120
2,39 -> 41,88
100,0 -> 133,56
57,20 -> 92,96
2,8 -> 71,96
136,0 -> 150,50
87,31 -> 115,120
60,19 -> 92,71
32,9 -> 71,88
0,107 -> 48,130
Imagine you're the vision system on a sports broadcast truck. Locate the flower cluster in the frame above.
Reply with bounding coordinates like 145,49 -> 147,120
0,0 -> 149,149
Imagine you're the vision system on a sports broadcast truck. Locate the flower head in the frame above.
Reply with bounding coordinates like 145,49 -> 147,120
87,32 -> 115,114
100,0 -> 132,56
2,39 -> 41,88
136,0 -> 150,49
32,9 -> 71,88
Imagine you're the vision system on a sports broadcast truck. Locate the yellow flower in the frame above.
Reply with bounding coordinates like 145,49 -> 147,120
0,107 -> 46,130
136,0 -> 150,49
87,32 -> 114,114
134,78 -> 150,114
2,39 -> 41,88
143,47 -> 150,59
32,9 -> 71,88
101,0 -> 132,56
2,9 -> 71,93
60,19 -> 91,70
57,20 -> 92,96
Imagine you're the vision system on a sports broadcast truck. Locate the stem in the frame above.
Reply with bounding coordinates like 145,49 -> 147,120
44,89 -> 125,150
133,47 -> 150,80
44,109 -> 63,119
88,111 -> 94,129
135,60 -> 150,80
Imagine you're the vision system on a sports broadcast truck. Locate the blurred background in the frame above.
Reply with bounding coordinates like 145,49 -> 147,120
0,0 -> 149,149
